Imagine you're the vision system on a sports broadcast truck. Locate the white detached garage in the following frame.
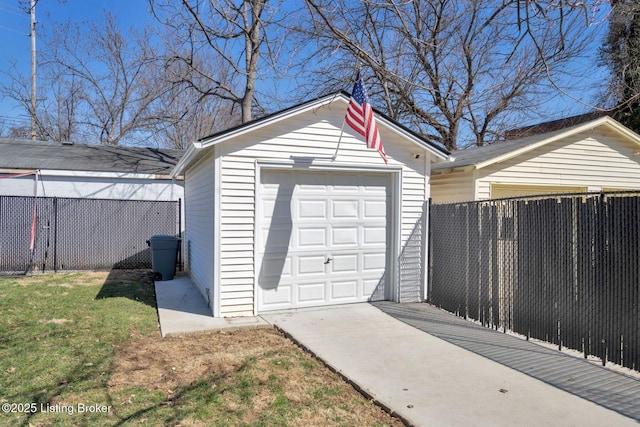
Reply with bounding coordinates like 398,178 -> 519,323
171,92 -> 451,317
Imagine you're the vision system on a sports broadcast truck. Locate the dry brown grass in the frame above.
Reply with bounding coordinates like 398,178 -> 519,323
109,322 -> 404,426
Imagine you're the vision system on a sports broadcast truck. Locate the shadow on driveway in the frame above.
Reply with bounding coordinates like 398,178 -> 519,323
374,301 -> 640,422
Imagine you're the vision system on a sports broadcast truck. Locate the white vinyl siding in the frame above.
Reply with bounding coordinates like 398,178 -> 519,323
475,130 -> 640,200
490,184 -> 586,198
184,149 -> 215,306
430,169 -> 475,204
0,173 -> 182,201
214,106 -> 430,316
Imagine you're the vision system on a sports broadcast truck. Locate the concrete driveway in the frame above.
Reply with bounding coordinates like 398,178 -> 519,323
261,303 -> 639,427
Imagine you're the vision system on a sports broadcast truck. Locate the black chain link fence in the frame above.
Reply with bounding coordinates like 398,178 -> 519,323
429,192 -> 640,372
0,195 -> 180,274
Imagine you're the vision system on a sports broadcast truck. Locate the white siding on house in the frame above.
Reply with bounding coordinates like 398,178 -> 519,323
475,130 -> 640,200
184,150 -> 216,309
490,184 -> 586,198
212,105 -> 431,316
0,172 -> 183,201
430,169 -> 475,204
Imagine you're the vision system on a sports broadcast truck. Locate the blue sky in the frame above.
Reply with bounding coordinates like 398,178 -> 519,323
0,0 -> 613,140
0,0 -> 151,128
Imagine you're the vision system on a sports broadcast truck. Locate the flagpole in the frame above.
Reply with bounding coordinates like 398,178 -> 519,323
332,118 -> 347,161
333,69 -> 359,161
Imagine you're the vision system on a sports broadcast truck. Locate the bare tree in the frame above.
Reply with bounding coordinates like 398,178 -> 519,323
2,12 -> 173,145
149,0 -> 291,124
147,55 -> 240,149
0,60 -> 43,139
301,0 -> 599,151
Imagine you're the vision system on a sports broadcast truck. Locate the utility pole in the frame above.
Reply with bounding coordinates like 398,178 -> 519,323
30,0 -> 37,140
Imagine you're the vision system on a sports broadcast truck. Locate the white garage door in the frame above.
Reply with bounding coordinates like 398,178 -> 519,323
257,169 -> 391,311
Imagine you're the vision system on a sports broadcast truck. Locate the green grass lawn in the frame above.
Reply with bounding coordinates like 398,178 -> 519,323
0,271 -> 401,427
0,271 -> 158,426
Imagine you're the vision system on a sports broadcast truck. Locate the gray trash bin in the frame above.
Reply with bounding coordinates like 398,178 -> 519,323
148,235 -> 179,281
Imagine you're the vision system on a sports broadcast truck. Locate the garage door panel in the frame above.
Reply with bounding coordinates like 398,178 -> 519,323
296,228 -> 327,248
364,200 -> 387,218
331,280 -> 358,299
332,227 -> 359,246
363,226 -> 387,245
258,169 -> 390,312
363,279 -> 380,295
332,182 -> 359,193
262,199 -> 292,223
258,255 -> 291,285
298,200 -> 327,218
363,253 -> 386,271
297,255 -> 326,275
331,254 -> 359,273
261,226 -> 291,253
261,284 -> 292,306
332,200 -> 359,218
298,282 -> 326,302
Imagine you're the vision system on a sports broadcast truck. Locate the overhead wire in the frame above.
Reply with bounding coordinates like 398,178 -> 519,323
0,2 -> 28,19
0,1 -> 29,34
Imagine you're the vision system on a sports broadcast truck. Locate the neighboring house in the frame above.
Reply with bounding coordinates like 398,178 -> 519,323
0,139 -> 185,273
171,92 -> 451,317
431,116 -> 640,203
0,138 -> 184,201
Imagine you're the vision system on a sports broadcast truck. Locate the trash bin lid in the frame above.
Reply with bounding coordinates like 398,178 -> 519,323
150,234 -> 179,241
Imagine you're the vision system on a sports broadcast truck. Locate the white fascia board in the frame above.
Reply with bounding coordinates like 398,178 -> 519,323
171,94 -> 348,177
375,114 -> 451,162
602,116 -> 640,145
170,142 -> 203,178
194,92 -> 451,161
172,92 -> 453,173
201,94 -> 348,149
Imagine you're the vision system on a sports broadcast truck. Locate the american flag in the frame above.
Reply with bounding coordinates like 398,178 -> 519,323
345,72 -> 387,163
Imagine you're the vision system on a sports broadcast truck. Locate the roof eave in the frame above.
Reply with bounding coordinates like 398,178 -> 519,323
172,91 -> 452,173
201,93 -> 351,149
374,114 -> 451,161
473,116 -> 640,170
170,142 -> 202,178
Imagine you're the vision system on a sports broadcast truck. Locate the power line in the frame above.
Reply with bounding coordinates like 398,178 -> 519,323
0,1 -> 28,17
0,4 -> 29,19
0,1 -> 28,35
0,24 -> 26,35
0,115 -> 30,126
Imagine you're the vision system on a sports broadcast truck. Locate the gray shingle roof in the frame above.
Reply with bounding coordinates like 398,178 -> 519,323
432,123 -> 588,171
0,138 -> 183,175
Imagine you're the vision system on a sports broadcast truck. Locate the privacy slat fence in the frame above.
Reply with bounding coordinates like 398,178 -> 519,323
429,192 -> 640,372
0,196 -> 180,274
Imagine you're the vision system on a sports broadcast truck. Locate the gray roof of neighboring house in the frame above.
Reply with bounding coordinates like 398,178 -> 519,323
0,138 -> 183,175
432,123 -> 592,171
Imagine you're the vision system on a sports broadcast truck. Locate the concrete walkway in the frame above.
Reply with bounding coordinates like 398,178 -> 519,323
262,303 -> 639,427
156,276 -> 639,426
154,274 -> 268,337
374,301 -> 640,423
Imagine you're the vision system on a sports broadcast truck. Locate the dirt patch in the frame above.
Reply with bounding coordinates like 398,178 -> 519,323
109,328 -> 404,426
109,329 -> 284,393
